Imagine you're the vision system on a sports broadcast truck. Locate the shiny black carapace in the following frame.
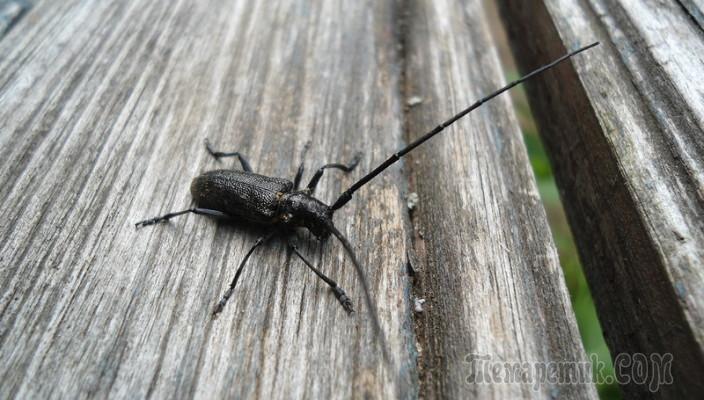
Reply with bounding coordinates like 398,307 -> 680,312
135,42 -> 599,355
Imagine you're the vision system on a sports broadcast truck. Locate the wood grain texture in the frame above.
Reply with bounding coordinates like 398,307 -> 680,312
403,0 -> 596,398
0,0 -> 596,398
0,0 -> 415,398
497,0 -> 704,398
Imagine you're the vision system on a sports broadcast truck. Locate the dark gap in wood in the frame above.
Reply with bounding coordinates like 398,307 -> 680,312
484,0 -> 618,392
675,0 -> 704,32
495,0 -> 704,397
393,0 -> 433,398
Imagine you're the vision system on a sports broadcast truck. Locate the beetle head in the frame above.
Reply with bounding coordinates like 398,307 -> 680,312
283,192 -> 334,238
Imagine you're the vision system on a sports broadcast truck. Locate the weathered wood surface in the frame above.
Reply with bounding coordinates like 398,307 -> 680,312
403,0 -> 596,398
0,0 -> 594,398
497,0 -> 704,398
0,0 -> 415,397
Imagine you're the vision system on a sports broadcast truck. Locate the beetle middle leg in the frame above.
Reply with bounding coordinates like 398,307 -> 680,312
305,152 -> 362,194
204,138 -> 253,172
212,231 -> 277,315
135,207 -> 230,228
288,241 -> 354,313
293,140 -> 311,190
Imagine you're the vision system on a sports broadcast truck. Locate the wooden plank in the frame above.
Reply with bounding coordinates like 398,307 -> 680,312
0,0 -> 600,398
403,0 -> 596,398
0,0 -> 417,398
497,0 -> 704,397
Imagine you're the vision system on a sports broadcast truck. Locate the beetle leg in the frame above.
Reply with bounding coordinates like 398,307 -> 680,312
305,152 -> 362,194
134,207 -> 230,228
204,138 -> 253,172
293,140 -> 311,190
288,241 -> 354,314
212,231 -> 277,316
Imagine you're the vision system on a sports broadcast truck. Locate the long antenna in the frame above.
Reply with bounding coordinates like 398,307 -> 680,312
331,41 -> 600,211
326,222 -> 390,364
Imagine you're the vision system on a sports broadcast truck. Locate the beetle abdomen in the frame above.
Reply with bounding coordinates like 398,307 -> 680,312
190,170 -> 293,224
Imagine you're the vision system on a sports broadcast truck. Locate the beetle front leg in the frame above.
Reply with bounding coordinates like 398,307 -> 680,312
305,152 -> 362,194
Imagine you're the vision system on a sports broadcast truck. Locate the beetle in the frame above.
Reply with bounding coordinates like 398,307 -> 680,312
135,42 -> 599,356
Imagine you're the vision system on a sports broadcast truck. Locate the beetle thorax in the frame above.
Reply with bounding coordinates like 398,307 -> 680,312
279,192 -> 333,238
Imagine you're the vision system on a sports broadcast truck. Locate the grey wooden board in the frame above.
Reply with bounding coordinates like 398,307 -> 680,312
403,0 -> 596,398
497,0 -> 704,398
0,0 -> 415,398
0,0 -> 594,398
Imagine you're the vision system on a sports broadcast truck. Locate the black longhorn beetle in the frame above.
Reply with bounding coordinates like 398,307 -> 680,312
136,42 -> 599,358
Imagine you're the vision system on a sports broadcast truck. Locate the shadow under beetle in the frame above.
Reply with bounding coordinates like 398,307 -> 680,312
136,42 -> 599,358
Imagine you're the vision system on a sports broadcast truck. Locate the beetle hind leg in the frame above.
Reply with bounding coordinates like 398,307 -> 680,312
204,138 -> 253,172
288,241 -> 354,314
134,207 -> 230,228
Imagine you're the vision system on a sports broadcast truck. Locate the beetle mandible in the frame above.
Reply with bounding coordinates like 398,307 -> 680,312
136,42 -> 599,356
